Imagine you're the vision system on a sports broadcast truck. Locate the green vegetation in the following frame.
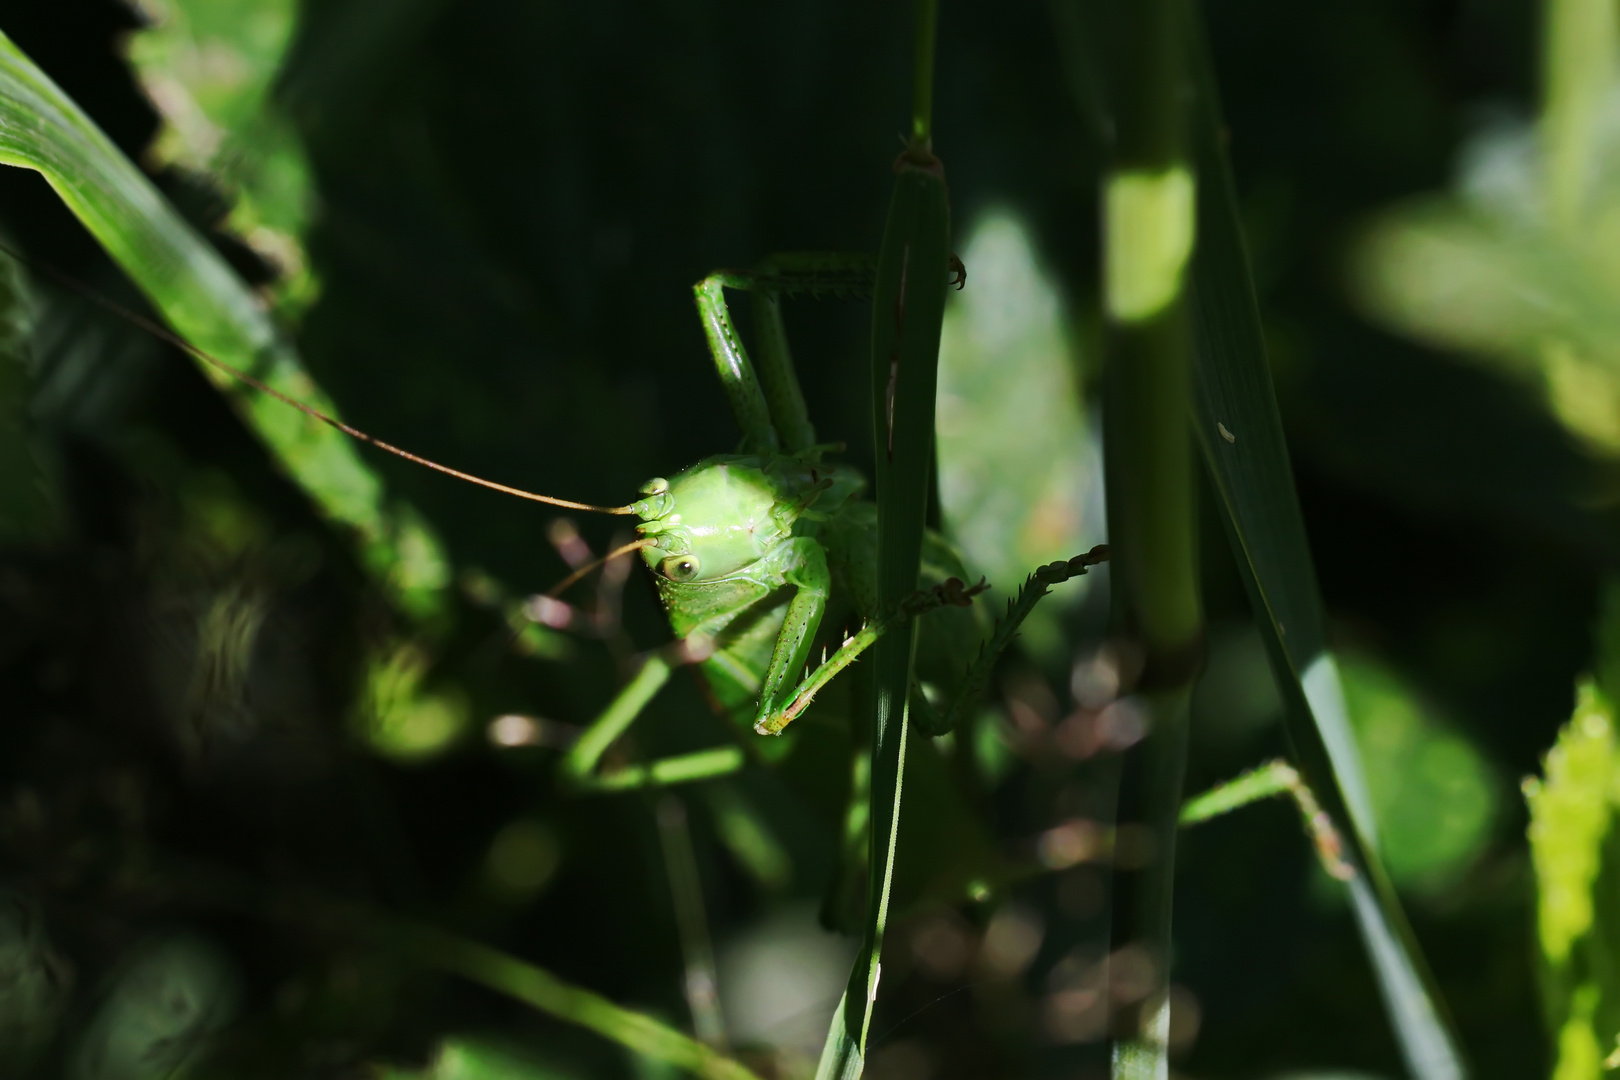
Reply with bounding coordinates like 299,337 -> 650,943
0,0 -> 1611,1077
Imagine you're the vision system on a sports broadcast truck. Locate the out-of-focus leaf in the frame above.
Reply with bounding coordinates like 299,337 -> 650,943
1183,24 -> 1467,1080
0,894 -> 70,1071
125,0 -> 316,311
1341,655 -> 1499,896
375,1037 -> 579,1080
1351,90 -> 1620,454
935,210 -> 1103,656
357,640 -> 470,762
70,934 -> 236,1080
0,248 -> 53,540
0,29 -> 450,618
1525,679 -> 1620,1078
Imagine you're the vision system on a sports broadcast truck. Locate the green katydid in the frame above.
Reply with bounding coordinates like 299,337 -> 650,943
39,245 -> 1105,793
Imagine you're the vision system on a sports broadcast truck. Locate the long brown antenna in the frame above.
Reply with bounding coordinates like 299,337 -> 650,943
0,240 -> 639,516
545,537 -> 654,598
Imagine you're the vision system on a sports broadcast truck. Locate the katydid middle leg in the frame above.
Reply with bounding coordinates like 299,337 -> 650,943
558,537 -> 832,793
556,643 -> 747,794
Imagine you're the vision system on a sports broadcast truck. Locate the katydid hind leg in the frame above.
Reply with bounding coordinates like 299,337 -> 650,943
557,645 -> 747,794
693,275 -> 780,453
749,289 -> 816,454
705,252 -> 883,456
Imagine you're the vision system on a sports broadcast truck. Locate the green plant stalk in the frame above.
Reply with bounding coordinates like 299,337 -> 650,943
843,158 -> 951,1057
1542,0 -> 1617,231
1181,16 -> 1468,1078
656,795 -> 727,1048
396,921 -> 762,1080
0,31 -> 451,620
819,4 -> 949,1073
1100,0 -> 1201,1074
910,0 -> 939,150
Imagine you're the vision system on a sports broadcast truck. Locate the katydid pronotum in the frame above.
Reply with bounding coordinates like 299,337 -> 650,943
37,247 -> 1107,795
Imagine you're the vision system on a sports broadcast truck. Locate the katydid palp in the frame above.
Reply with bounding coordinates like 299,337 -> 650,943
34,245 -> 1106,794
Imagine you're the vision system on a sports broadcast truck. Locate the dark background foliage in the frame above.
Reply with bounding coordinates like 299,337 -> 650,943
0,0 -> 1594,1076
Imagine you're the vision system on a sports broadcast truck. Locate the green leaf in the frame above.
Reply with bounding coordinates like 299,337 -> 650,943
124,0 -> 316,312
935,210 -> 1103,657
1183,21 -> 1468,1080
400,924 -> 763,1080
0,29 -> 450,619
1525,679 -> 1620,1076
1348,9 -> 1620,455
374,1037 -> 578,1080
1340,656 -> 1499,896
70,935 -> 237,1080
0,251 -> 53,541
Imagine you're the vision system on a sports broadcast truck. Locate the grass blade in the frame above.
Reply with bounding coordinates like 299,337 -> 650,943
0,30 -> 451,618
1183,19 -> 1468,1078
401,922 -> 762,1080
818,4 -> 948,1075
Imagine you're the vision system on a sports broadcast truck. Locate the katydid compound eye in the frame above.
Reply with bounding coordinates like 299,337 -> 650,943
660,555 -> 701,581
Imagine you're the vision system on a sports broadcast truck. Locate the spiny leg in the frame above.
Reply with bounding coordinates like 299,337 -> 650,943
701,253 -> 881,455
693,276 -> 780,453
751,538 -> 832,728
748,290 -> 816,454
912,546 -> 1111,736
747,253 -> 880,456
755,574 -> 988,735
558,641 -> 746,795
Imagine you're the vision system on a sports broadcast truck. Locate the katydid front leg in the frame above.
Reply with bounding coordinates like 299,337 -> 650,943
557,538 -> 832,793
755,575 -> 988,735
760,547 -> 1111,737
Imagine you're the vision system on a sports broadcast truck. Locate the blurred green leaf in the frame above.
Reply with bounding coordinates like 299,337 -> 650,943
401,924 -> 763,1080
375,1037 -> 578,1080
1525,679 -> 1620,1078
0,28 -> 450,618
935,210 -> 1102,656
125,0 -> 315,311
1341,656 -> 1499,896
0,894 -> 69,1071
1351,1 -> 1620,456
0,248 -> 53,541
1183,21 -> 1467,1078
358,640 -> 470,762
70,935 -> 236,1080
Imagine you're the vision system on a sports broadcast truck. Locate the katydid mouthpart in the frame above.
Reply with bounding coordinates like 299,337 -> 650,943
23,244 -> 1104,793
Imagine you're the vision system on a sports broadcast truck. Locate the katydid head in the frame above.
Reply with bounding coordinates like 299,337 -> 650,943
633,458 -> 805,585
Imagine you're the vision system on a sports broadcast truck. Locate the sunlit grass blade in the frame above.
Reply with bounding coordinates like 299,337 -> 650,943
401,922 -> 762,1080
0,30 -> 450,618
1184,21 -> 1468,1079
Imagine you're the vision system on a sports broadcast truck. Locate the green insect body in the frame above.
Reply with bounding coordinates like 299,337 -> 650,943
629,447 -> 981,741
538,257 -> 1105,792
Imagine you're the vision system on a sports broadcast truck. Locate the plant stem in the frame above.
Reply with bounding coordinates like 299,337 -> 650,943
819,5 -> 950,1076
656,795 -> 727,1048
1541,0 -> 1617,231
1100,0 -> 1201,1074
910,0 -> 939,150
399,921 -> 760,1080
